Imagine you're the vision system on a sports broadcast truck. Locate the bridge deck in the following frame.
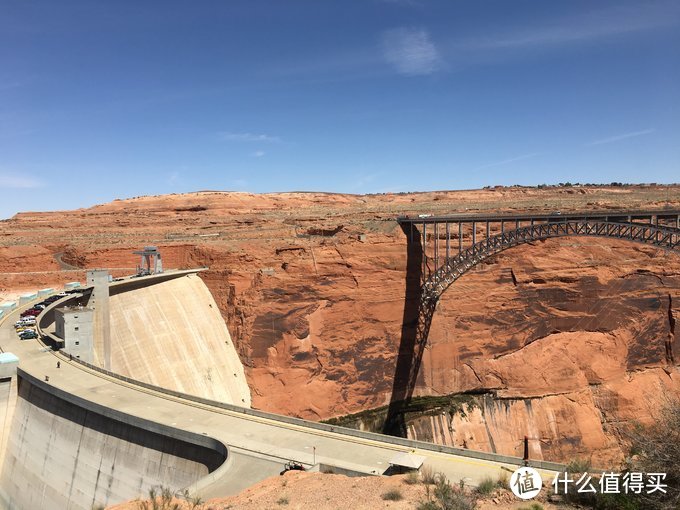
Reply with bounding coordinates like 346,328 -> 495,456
397,208 -> 680,224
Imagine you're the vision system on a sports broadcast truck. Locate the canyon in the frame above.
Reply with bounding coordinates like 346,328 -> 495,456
1,185 -> 678,467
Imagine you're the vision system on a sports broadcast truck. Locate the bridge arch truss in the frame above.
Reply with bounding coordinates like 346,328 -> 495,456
423,218 -> 680,302
384,210 -> 680,431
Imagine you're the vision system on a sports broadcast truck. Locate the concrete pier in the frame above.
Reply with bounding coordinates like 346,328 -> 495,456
87,270 -> 111,371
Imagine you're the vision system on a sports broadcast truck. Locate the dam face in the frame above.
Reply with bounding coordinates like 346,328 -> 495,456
107,273 -> 251,406
0,376 -> 225,510
0,272 -> 245,509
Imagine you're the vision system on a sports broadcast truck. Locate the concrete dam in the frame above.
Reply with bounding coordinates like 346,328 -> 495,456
0,270 -> 562,509
0,271 -> 245,509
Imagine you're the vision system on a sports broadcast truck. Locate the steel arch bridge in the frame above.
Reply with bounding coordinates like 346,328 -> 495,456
383,209 -> 680,436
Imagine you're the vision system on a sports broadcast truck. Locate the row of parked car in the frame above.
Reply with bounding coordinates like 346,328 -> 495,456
14,292 -> 73,341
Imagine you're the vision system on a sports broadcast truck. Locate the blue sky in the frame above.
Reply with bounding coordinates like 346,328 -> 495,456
1,0 -> 679,218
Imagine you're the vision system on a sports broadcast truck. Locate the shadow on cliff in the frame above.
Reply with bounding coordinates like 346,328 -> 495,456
383,222 -> 427,436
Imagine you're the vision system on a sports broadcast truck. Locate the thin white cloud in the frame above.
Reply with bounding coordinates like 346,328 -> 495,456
219,132 -> 281,143
0,173 -> 45,189
251,150 -> 265,158
585,129 -> 655,147
168,171 -> 180,185
459,2 -> 679,51
473,153 -> 541,171
382,28 -> 440,76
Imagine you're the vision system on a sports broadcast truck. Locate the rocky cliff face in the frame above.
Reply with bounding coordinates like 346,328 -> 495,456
1,186 -> 678,466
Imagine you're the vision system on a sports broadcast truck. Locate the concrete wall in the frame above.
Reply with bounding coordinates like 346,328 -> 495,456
0,304 -> 16,314
87,270 -> 111,370
0,379 -> 17,474
18,294 -> 37,305
55,308 -> 94,363
106,273 -> 251,406
0,375 -> 226,510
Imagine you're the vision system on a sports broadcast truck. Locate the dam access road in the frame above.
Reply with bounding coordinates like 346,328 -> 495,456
0,270 -> 563,509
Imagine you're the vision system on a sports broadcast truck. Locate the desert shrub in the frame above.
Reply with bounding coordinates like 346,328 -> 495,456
496,472 -> 509,489
404,470 -> 420,485
418,473 -> 476,510
475,476 -> 495,495
566,458 -> 592,474
627,396 -> 680,509
416,503 -> 439,510
182,489 -> 203,509
518,504 -> 544,510
382,489 -> 403,501
420,465 -> 437,484
136,486 -> 180,510
277,496 -> 289,505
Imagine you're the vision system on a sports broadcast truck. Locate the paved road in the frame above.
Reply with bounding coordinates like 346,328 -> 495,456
0,291 -> 562,500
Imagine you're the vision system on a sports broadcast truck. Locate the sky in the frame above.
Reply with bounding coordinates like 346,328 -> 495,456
0,0 -> 679,218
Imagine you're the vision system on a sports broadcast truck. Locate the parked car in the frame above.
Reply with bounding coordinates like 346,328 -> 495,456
16,327 -> 35,334
19,330 -> 38,340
